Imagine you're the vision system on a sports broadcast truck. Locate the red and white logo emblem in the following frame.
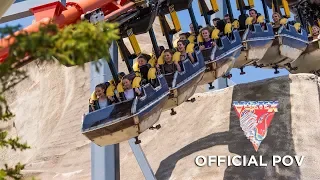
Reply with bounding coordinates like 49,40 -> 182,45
233,101 -> 279,151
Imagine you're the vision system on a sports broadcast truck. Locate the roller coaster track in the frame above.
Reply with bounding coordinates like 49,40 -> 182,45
0,0 -> 319,75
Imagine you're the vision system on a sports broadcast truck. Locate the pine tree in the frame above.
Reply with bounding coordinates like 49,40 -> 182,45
0,21 -> 119,179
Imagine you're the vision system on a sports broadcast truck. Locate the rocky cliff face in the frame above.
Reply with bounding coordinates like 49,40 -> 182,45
1,17 -> 320,180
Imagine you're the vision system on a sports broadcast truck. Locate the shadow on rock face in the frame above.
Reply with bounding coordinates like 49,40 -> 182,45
156,77 -> 301,180
224,77 -> 301,180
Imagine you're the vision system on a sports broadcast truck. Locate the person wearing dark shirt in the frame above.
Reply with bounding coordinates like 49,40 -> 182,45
176,40 -> 195,63
224,14 -> 231,23
161,49 -> 181,87
272,12 -> 281,34
212,18 -> 221,28
136,54 -> 151,84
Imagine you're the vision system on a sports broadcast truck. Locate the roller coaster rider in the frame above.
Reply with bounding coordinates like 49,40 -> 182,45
199,27 -> 216,51
160,49 -> 182,87
312,25 -> 320,40
136,54 -> 152,85
272,12 -> 281,33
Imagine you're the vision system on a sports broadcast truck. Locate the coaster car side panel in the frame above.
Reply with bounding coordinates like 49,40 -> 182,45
134,75 -> 169,131
276,24 -> 308,66
234,23 -> 274,68
82,75 -> 169,146
162,51 -> 206,111
288,39 -> 320,74
256,24 -> 308,67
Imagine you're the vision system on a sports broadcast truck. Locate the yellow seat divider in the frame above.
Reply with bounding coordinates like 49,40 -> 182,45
282,0 -> 290,18
169,5 -> 181,32
210,0 -> 219,12
148,67 -> 157,80
224,23 -> 232,34
132,77 -> 142,88
148,53 -> 156,67
106,85 -> 116,97
197,33 -> 204,43
318,20 -> 320,28
232,20 -> 240,29
127,29 -> 141,55
157,51 -> 165,65
280,18 -> 288,25
117,81 -> 124,93
245,17 -> 253,25
173,51 -> 181,62
188,35 -> 196,43
186,43 -> 194,53
294,23 -> 301,32
257,15 -> 264,23
211,28 -> 220,40
133,61 -> 139,72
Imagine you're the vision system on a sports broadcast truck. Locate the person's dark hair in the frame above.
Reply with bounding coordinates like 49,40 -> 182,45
213,18 -> 221,22
163,49 -> 174,55
122,73 -> 135,81
249,9 -> 258,14
95,83 -> 107,94
224,14 -> 229,17
216,19 -> 226,32
177,40 -> 188,47
159,46 -> 165,52
179,32 -> 191,39
137,54 -> 149,62
118,72 -> 126,79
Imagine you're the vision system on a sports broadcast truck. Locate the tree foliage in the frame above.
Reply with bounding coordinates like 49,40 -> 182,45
0,20 -> 119,179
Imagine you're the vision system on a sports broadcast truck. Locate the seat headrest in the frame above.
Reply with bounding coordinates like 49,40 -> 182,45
117,82 -> 124,93
106,85 -> 115,97
224,23 -> 232,34
148,67 -> 157,80
211,28 -> 220,39
197,34 -> 204,43
257,15 -> 264,23
133,61 -> 139,72
90,91 -> 97,101
245,17 -> 253,25
148,56 -> 156,67
173,51 -> 181,62
157,51 -> 165,65
232,20 -> 240,29
294,23 -> 301,31
188,35 -> 196,43
132,77 -> 141,88
186,43 -> 194,53
280,18 -> 288,25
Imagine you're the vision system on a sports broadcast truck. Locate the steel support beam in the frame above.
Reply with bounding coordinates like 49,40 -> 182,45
128,139 -> 156,180
90,41 -> 120,180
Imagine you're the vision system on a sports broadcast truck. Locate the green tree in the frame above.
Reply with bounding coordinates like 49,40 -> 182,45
0,21 -> 119,179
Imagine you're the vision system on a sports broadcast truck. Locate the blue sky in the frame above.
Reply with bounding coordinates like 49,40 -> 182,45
0,0 -> 293,84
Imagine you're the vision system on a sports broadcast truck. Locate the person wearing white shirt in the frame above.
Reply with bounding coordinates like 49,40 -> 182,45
122,75 -> 142,100
89,83 -> 108,111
